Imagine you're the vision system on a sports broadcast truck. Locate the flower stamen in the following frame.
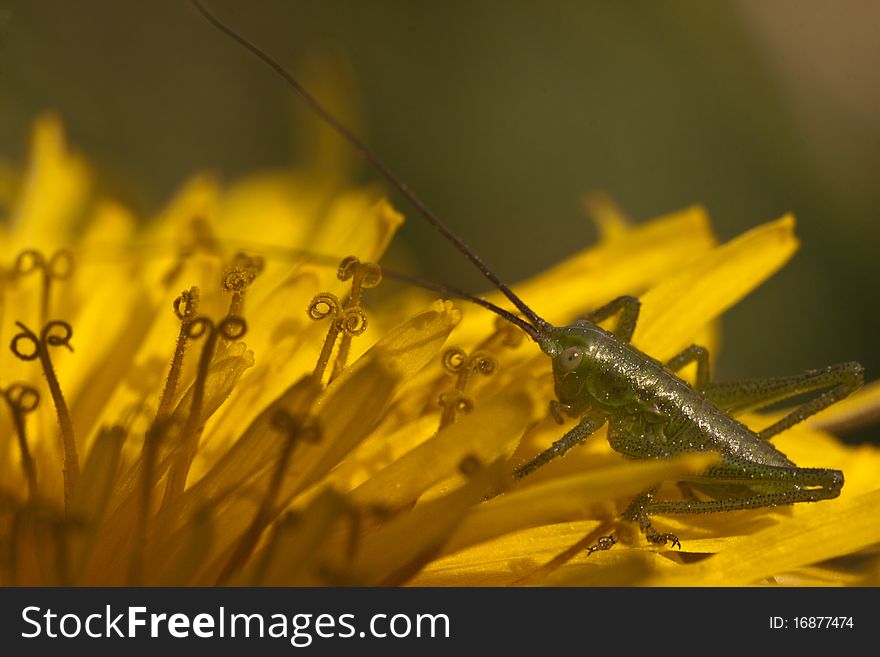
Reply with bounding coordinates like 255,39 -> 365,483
128,289 -> 201,583
160,216 -> 221,287
438,348 -> 496,429
10,320 -> 78,513
157,287 -> 200,421
2,383 -> 41,499
222,252 -> 264,317
307,256 -> 380,384
416,316 -> 519,416
13,249 -> 74,324
485,315 -> 526,351
216,408 -> 320,584
129,415 -> 175,585
331,257 -> 381,382
161,313 -> 247,507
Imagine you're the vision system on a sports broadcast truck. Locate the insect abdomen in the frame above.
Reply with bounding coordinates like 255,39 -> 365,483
602,342 -> 794,468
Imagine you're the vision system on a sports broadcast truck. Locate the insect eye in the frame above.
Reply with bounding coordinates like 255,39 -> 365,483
559,346 -> 584,372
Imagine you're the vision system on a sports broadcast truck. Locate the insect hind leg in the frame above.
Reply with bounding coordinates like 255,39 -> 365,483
685,462 -> 844,501
702,362 -> 863,440
621,463 -> 842,549
645,462 -> 841,516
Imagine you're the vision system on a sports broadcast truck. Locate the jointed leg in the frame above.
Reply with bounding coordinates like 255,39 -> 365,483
622,485 -> 681,549
617,462 -> 842,549
626,463 -> 842,543
513,410 -> 606,480
702,362 -> 863,440
583,295 -> 640,342
682,462 -> 843,501
665,344 -> 711,390
645,476 -> 842,514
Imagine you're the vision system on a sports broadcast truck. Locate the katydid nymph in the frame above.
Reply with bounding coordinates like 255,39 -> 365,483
191,1 -> 864,552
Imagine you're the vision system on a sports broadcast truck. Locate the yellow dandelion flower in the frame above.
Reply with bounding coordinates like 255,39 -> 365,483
1,111 -> 878,588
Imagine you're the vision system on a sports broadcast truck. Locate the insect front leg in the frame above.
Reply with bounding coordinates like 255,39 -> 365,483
702,362 -> 863,439
513,410 -> 606,480
549,399 -> 574,424
583,295 -> 640,342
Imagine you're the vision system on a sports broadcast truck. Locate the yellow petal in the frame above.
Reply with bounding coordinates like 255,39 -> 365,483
67,425 -> 125,582
67,290 -> 158,446
166,375 -> 322,524
309,194 -> 403,263
10,114 -> 92,249
156,505 -> 215,586
452,204 -> 717,343
350,386 -> 534,508
218,172 -> 319,252
582,191 -> 632,242
351,460 -> 506,585
634,215 -> 798,360
412,519 -> 603,586
236,489 -> 352,586
651,488 -> 880,586
315,414 -> 439,494
544,551 -> 671,586
442,453 -> 716,558
69,425 -> 125,524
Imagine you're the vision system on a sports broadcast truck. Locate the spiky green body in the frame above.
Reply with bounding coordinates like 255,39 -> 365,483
518,297 -> 860,547
550,322 -> 793,468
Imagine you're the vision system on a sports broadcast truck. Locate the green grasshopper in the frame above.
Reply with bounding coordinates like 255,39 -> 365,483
191,1 -> 864,551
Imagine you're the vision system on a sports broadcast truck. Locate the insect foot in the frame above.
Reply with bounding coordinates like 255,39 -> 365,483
645,528 -> 681,550
637,514 -> 681,549
586,534 -> 617,557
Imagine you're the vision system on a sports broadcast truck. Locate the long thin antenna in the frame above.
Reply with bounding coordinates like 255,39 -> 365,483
379,270 -> 540,339
223,242 -> 538,336
189,0 -> 550,338
222,243 -> 542,339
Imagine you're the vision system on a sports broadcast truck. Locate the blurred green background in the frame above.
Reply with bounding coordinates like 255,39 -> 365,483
1,1 -> 878,394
